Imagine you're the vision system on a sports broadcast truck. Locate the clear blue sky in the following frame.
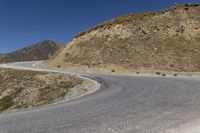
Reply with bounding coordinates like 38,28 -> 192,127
0,0 -> 199,53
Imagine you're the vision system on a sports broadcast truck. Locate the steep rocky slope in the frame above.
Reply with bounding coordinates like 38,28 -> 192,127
46,4 -> 200,73
0,40 -> 62,62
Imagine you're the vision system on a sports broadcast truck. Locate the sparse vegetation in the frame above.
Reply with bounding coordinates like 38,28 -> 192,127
156,72 -> 161,75
46,4 -> 200,74
174,73 -> 178,76
111,69 -> 115,72
74,4 -> 200,39
0,96 -> 14,112
74,12 -> 156,38
0,68 -> 83,113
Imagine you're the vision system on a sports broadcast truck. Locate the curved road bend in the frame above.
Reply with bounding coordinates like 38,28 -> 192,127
0,61 -> 200,133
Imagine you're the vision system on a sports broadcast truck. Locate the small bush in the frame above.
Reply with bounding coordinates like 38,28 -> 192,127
174,74 -> 178,76
111,69 -> 115,72
136,72 -> 140,74
57,65 -> 61,68
0,96 -> 14,112
156,72 -> 161,75
162,73 -> 166,76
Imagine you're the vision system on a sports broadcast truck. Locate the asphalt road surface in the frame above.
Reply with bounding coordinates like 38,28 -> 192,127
1,61 -> 200,133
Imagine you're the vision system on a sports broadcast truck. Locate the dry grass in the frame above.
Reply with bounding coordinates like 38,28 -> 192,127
74,12 -> 156,38
0,68 -> 83,113
74,4 -> 200,39
46,4 -> 200,73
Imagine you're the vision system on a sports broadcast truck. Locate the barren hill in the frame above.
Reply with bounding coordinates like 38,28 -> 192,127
0,40 -> 62,63
0,67 -> 85,112
45,4 -> 200,73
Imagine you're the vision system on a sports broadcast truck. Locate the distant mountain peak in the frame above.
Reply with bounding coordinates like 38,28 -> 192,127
0,40 -> 63,62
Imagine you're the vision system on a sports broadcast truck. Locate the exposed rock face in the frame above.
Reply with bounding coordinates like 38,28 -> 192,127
0,40 -> 62,62
46,4 -> 200,72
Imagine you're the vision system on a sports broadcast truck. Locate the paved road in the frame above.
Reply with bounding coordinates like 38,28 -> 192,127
1,62 -> 200,133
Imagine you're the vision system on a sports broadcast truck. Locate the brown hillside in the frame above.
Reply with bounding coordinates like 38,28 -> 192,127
45,4 -> 200,73
0,40 -> 63,63
0,68 -> 83,112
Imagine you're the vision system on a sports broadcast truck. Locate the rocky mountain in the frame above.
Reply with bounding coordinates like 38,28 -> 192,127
0,40 -> 63,62
45,4 -> 200,73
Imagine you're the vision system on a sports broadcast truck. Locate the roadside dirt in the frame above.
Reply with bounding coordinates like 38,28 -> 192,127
0,68 -> 97,113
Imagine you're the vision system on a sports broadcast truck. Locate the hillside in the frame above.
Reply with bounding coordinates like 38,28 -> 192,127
0,67 -> 95,113
0,40 -> 62,62
45,4 -> 200,73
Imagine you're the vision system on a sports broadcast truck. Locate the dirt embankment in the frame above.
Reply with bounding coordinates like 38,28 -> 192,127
0,68 -> 95,113
45,4 -> 200,74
